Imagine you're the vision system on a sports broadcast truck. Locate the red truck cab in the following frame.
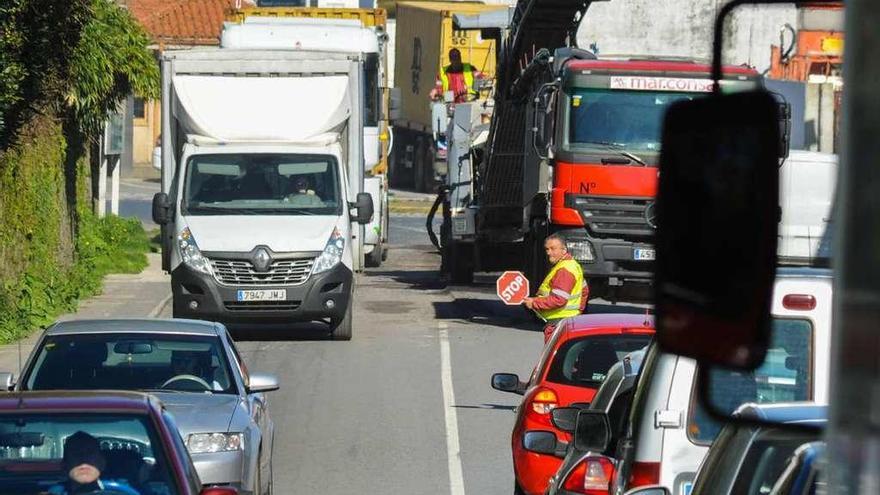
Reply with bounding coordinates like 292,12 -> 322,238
544,57 -> 760,296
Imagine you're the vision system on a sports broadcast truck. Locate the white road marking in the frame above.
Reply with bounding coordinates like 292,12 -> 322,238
148,294 -> 173,318
439,322 -> 467,495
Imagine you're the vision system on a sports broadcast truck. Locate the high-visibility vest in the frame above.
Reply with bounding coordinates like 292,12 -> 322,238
439,63 -> 476,97
535,259 -> 584,322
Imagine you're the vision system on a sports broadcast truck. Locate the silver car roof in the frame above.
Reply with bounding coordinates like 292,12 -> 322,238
45,318 -> 221,337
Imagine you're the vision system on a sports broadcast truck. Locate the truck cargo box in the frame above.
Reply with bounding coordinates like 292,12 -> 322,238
393,1 -> 504,132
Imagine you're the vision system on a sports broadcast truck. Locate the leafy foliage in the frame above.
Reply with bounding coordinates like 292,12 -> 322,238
0,0 -> 156,342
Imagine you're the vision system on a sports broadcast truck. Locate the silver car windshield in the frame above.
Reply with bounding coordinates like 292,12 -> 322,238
24,334 -> 238,395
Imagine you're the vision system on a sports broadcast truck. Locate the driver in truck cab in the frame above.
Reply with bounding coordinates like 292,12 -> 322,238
429,48 -> 483,103
523,234 -> 589,342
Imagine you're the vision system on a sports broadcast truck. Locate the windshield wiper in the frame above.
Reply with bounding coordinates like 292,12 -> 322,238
584,141 -> 649,167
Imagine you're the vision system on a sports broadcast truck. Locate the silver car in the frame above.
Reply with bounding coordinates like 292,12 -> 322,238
7,318 -> 278,495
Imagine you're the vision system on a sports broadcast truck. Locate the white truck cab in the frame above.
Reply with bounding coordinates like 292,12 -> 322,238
613,268 -> 833,495
221,16 -> 391,266
152,49 -> 372,340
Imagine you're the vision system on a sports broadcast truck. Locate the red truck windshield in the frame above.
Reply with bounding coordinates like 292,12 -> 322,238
564,88 -> 700,157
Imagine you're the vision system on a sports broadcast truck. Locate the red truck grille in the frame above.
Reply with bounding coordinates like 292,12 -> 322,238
566,195 -> 655,238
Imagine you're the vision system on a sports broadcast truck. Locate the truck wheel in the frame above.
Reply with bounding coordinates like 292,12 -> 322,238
449,242 -> 474,284
330,300 -> 353,341
524,231 -> 548,290
382,246 -> 389,261
365,244 -> 383,268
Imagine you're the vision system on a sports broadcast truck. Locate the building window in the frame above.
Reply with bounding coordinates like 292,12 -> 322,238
133,97 -> 146,119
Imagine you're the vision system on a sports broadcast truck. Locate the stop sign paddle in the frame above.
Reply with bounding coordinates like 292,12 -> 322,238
496,271 -> 530,305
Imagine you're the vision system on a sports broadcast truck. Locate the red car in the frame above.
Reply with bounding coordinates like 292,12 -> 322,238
492,314 -> 654,495
0,391 -> 236,495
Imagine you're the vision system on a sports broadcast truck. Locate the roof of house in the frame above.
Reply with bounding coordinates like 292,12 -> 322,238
127,0 -> 255,46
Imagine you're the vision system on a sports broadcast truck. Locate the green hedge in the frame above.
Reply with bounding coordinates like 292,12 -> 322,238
0,117 -> 149,343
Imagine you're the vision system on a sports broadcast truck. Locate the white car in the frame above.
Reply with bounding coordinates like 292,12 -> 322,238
612,268 -> 832,495
779,150 -> 837,264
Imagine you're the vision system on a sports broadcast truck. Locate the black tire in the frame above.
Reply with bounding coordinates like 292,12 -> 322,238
524,233 -> 548,291
514,482 -> 526,495
413,139 -> 427,192
449,242 -> 474,284
330,299 -> 353,341
382,246 -> 389,261
365,243 -> 383,268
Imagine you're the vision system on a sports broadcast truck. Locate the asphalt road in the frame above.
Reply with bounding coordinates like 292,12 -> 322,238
108,178 -> 643,495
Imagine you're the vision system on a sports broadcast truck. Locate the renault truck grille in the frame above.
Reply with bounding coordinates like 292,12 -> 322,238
209,258 -> 314,286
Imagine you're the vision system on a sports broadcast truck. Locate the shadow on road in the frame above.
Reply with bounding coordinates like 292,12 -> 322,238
228,322 -> 333,342
362,269 -> 447,291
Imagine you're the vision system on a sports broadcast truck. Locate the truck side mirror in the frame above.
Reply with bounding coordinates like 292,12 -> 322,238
388,87 -> 402,121
654,90 -> 780,369
532,83 -> 558,159
352,192 -> 374,225
152,192 -> 172,225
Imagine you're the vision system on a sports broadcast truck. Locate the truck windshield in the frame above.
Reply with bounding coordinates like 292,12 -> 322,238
565,88 -> 701,155
183,153 -> 342,216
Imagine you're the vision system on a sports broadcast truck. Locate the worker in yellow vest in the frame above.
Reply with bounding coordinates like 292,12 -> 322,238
430,48 -> 483,103
523,234 -> 589,342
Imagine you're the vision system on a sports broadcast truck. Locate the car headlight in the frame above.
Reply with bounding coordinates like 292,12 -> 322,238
312,228 -> 344,275
186,433 -> 244,454
178,227 -> 212,275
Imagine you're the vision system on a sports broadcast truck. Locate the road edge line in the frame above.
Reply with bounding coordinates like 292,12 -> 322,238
439,322 -> 467,495
148,294 -> 173,318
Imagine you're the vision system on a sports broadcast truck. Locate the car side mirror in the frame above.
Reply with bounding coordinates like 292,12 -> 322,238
200,487 -> 239,495
654,90 -> 780,369
491,373 -> 525,395
522,430 -> 557,456
352,192 -> 374,225
247,373 -> 280,393
550,407 -> 581,433
152,192 -> 172,225
0,372 -> 14,391
623,486 -> 671,495
573,410 -> 611,452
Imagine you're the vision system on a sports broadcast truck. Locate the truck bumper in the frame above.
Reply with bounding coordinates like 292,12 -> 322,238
171,262 -> 353,324
555,228 -> 653,284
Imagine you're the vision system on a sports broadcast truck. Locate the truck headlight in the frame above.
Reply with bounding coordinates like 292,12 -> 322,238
312,228 -> 344,275
178,227 -> 212,275
186,432 -> 243,453
567,240 -> 595,263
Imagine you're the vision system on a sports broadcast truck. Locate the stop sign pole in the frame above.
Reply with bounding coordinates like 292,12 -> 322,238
496,271 -> 530,305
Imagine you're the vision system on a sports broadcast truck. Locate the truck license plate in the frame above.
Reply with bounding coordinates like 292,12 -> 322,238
633,248 -> 655,261
236,290 -> 287,302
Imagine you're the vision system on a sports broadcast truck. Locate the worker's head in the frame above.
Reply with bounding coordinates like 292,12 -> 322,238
448,48 -> 463,71
544,234 -> 568,264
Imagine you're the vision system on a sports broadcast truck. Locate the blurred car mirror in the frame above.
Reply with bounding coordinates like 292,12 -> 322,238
624,486 -> 670,495
655,90 -> 781,370
491,373 -> 524,395
247,373 -> 280,393
550,407 -> 580,433
522,430 -> 557,456
0,373 -> 14,391
573,409 -> 611,453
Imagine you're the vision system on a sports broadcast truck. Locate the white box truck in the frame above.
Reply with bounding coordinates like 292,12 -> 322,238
151,49 -> 373,340
221,13 -> 390,266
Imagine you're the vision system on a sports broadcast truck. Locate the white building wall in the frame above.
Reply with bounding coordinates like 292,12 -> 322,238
577,0 -> 798,73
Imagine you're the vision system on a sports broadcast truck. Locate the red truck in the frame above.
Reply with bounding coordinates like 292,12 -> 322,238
440,50 -> 761,299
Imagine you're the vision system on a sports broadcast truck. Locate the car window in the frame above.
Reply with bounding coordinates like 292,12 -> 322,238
732,431 -> 822,495
24,333 -> 238,394
688,318 -> 814,444
546,335 -> 651,388
530,320 -> 566,386
0,412 -> 179,495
